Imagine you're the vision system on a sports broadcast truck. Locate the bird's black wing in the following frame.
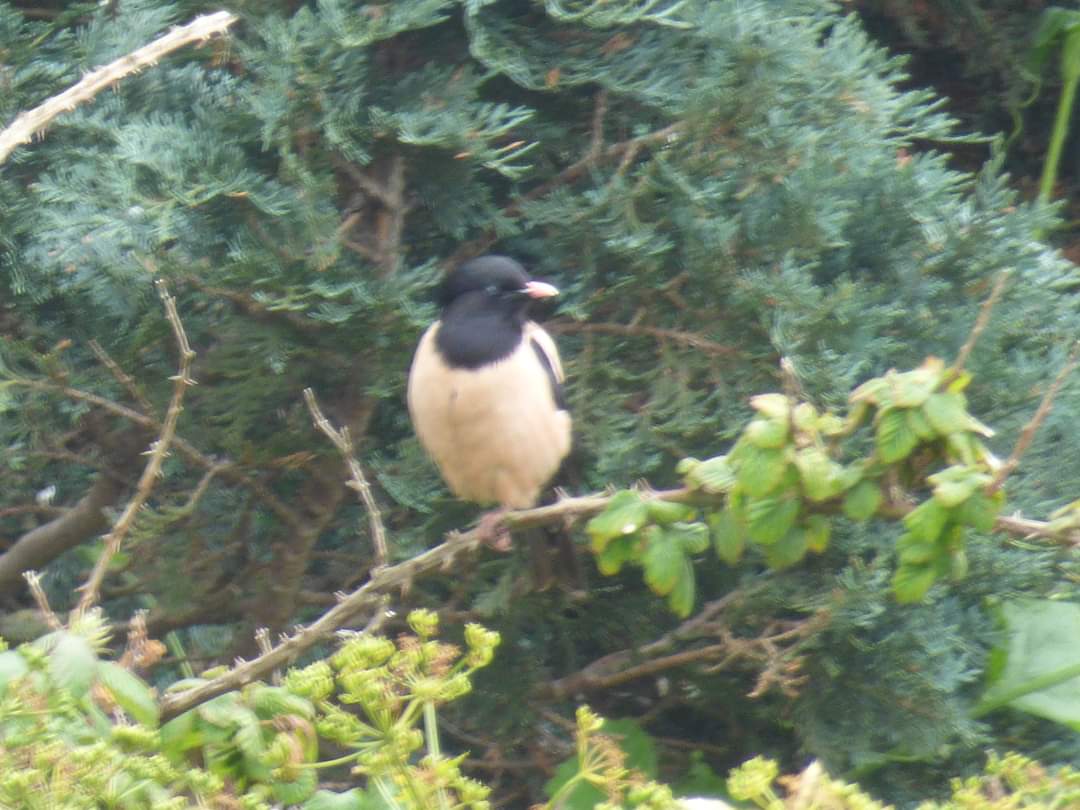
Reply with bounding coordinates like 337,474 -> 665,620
530,336 -> 568,411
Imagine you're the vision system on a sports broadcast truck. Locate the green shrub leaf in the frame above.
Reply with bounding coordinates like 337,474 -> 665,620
97,661 -> 159,727
876,408 -> 918,463
586,490 -> 649,553
709,509 -> 745,565
843,480 -> 881,522
746,495 -> 800,546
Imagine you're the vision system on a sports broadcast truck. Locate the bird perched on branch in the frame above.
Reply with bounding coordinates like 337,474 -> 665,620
407,255 -> 572,546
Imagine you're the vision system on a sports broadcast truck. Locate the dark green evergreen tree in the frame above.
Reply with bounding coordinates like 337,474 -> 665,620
3,1 -> 1080,805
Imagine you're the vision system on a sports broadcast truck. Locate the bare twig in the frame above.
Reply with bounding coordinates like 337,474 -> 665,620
89,339 -> 156,416
988,341 -> 1080,495
11,378 -> 305,532
0,11 -> 238,164
588,89 -> 609,160
303,388 -> 388,568
548,321 -> 738,358
74,281 -> 196,616
952,271 -> 1009,376
23,571 -> 63,631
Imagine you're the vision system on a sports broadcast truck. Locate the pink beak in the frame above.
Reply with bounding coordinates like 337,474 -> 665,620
524,280 -> 560,299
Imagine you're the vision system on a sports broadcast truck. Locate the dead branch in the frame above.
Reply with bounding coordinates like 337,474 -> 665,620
74,281 -> 196,616
23,571 -> 62,631
11,377 -> 305,532
989,341 -> 1080,495
0,11 -> 238,164
89,339 -> 156,416
951,271 -> 1009,376
0,456 -> 134,593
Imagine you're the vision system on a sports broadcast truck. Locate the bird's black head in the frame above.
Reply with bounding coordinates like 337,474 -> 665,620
434,255 -> 559,369
437,255 -> 557,314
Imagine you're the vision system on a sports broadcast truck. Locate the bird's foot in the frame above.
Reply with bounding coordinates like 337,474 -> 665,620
475,508 -> 512,552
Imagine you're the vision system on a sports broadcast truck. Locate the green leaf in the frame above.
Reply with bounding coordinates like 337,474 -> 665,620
668,521 -> 710,554
97,661 -> 159,727
749,393 -> 790,421
794,447 -> 846,502
160,710 -> 201,756
906,407 -> 937,441
643,526 -> 683,596
889,361 -> 943,407
672,750 -> 729,797
850,376 -> 889,405
745,417 -> 789,449
746,495 -> 800,546
927,464 -> 992,508
945,431 -> 980,465
198,692 -> 252,729
892,562 -> 937,603
249,684 -> 316,720
949,547 -> 969,581
545,718 -> 657,806
805,514 -> 831,553
1029,7 -> 1080,73
272,768 -> 318,805
842,480 -> 881,522
667,556 -> 696,618
646,499 -> 696,525
735,447 -> 790,498
896,531 -> 937,565
0,650 -> 28,696
596,534 -> 638,576
903,498 -> 950,543
680,455 -> 735,493
956,489 -> 1004,533
875,408 -> 918,464
978,599 -> 1080,729
586,490 -> 649,554
46,631 -> 98,698
922,392 -> 969,436
764,527 -> 808,569
709,509 -> 745,565
791,402 -> 818,432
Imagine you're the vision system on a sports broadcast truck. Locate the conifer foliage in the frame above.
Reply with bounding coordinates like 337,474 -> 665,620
3,1 -> 1080,805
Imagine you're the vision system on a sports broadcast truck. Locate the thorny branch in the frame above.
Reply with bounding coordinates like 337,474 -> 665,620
303,388 -> 389,567
75,281 -> 195,616
0,11 -> 238,164
158,464 -> 1080,719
